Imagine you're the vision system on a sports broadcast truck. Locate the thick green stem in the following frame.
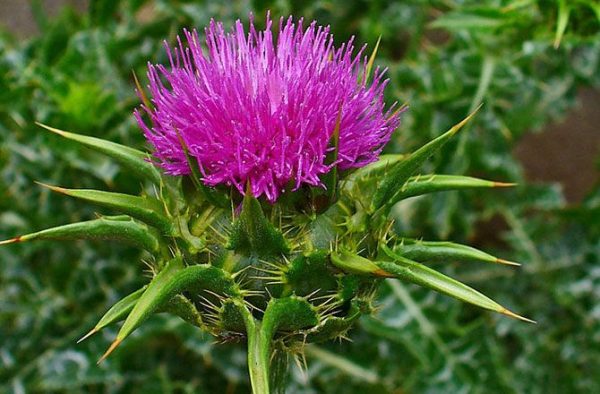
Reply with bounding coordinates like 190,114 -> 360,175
247,321 -> 271,394
237,302 -> 271,394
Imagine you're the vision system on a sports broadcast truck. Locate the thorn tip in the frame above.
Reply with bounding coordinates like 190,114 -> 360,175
34,181 -> 66,193
0,236 -> 22,245
77,327 -> 98,343
493,182 -> 517,188
496,258 -> 521,267
500,308 -> 536,324
36,122 -> 65,136
97,338 -> 122,364
450,105 -> 482,136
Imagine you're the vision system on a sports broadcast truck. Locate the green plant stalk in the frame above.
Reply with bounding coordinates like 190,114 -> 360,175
238,302 -> 272,394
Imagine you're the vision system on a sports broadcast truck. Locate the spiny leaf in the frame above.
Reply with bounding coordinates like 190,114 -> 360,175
330,249 -> 392,277
372,108 -> 480,210
393,238 -> 519,266
37,123 -> 161,184
384,174 -> 514,209
37,183 -> 173,234
99,258 -> 237,362
79,286 -> 147,343
0,215 -> 161,252
378,244 -> 533,322
229,188 -> 289,257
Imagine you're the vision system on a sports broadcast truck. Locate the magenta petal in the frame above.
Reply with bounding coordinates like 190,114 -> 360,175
136,15 -> 402,202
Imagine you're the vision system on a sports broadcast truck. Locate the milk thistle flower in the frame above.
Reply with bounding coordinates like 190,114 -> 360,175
135,16 -> 400,201
3,15 -> 533,394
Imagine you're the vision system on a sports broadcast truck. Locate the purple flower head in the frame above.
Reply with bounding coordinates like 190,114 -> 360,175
136,15 -> 401,202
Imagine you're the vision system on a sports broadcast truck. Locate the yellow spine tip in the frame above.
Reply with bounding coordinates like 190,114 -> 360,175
500,308 -> 536,324
493,182 -> 517,188
34,181 -> 66,194
496,258 -> 521,267
450,104 -> 483,136
77,328 -> 98,344
97,338 -> 123,364
0,236 -> 22,245
36,122 -> 66,136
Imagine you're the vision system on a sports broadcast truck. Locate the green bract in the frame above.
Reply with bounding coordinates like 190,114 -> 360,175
2,112 -> 532,393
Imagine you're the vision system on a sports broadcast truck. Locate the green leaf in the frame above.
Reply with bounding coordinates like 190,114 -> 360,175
372,109 -> 479,210
99,258 -> 238,362
393,238 -> 519,266
78,286 -> 147,343
228,189 -> 289,257
385,174 -> 514,209
429,8 -> 515,32
37,183 -> 173,234
378,244 -> 533,322
0,215 -> 161,252
37,123 -> 161,184
554,0 -> 571,48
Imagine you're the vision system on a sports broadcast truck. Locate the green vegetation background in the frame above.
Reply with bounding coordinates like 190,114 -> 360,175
1,1 -> 598,392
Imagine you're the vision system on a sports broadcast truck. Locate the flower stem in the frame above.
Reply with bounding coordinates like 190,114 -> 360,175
237,301 -> 271,394
247,321 -> 271,394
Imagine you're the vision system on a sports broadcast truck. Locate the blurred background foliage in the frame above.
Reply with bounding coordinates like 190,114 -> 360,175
0,0 -> 598,392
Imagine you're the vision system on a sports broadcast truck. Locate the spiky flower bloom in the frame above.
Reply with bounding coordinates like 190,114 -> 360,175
135,17 -> 400,201
3,16 -> 532,394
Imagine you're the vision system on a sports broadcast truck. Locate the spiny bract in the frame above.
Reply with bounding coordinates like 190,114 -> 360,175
2,16 -> 532,394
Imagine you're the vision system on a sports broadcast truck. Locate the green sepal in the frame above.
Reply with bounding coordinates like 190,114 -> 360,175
308,201 -> 350,250
37,123 -> 161,185
262,296 -> 319,335
229,190 -> 289,257
306,301 -> 362,343
219,299 -> 247,333
284,251 -> 338,297
393,238 -> 519,266
372,109 -> 479,210
78,286 -> 147,343
38,183 -> 173,235
330,249 -> 390,277
163,294 -> 205,329
343,154 -> 406,186
0,215 -> 161,252
377,244 -> 533,322
386,174 -> 514,209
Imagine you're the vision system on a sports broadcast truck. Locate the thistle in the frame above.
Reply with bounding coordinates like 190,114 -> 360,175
2,16 -> 532,393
